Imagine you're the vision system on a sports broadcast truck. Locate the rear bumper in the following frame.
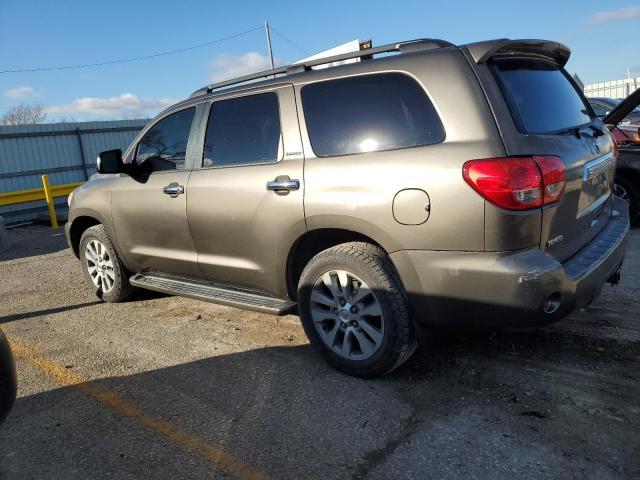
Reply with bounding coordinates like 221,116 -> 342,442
391,197 -> 630,329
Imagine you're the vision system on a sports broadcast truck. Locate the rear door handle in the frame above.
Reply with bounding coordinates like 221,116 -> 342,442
162,183 -> 185,197
266,177 -> 300,193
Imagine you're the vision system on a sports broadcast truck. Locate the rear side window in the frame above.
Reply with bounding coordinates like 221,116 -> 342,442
301,73 -> 445,157
136,107 -> 195,171
491,58 -> 592,134
203,92 -> 281,167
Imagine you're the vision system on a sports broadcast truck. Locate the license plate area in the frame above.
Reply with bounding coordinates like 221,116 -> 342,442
577,153 -> 615,219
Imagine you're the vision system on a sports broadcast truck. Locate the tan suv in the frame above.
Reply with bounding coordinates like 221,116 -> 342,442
66,38 -> 630,377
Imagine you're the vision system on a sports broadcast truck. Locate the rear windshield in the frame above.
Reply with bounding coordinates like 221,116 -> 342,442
492,58 -> 592,134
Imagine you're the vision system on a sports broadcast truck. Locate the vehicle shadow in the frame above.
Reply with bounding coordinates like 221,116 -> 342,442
1,324 -> 638,480
0,224 -> 68,262
0,302 -> 102,325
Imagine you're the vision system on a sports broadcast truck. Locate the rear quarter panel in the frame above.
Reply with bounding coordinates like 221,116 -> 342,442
296,49 -> 505,252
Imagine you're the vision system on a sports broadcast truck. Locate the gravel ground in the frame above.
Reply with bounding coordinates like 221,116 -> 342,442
0,224 -> 638,479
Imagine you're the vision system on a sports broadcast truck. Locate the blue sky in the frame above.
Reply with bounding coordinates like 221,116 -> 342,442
1,0 -> 639,121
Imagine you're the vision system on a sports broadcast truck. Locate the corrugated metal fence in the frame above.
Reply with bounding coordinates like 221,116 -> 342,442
0,119 -> 147,223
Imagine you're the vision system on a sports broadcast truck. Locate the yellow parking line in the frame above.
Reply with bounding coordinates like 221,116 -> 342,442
8,337 -> 269,480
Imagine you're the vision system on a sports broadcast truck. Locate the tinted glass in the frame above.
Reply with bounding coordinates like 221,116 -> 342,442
203,93 -> 280,167
492,58 -> 592,134
589,101 -> 609,117
136,107 -> 195,171
603,98 -> 640,114
301,73 -> 444,157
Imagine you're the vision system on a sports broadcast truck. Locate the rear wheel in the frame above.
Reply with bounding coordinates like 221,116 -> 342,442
79,225 -> 134,303
614,174 -> 640,223
297,242 -> 417,378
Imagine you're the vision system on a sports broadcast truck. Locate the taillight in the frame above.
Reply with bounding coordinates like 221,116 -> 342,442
611,133 -> 619,160
463,156 -> 565,211
535,156 -> 565,205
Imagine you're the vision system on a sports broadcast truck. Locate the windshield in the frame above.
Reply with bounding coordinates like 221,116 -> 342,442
492,57 -> 593,134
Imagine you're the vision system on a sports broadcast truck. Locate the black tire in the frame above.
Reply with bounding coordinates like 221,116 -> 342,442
79,225 -> 134,303
297,242 -> 417,378
614,174 -> 640,224
0,328 -> 16,424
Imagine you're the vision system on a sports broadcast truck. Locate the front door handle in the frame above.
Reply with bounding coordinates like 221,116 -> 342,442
266,176 -> 300,193
162,183 -> 185,197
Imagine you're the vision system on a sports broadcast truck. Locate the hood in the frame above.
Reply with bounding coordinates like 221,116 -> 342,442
603,88 -> 640,125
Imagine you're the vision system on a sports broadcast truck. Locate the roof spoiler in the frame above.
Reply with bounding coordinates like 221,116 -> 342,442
465,39 -> 571,67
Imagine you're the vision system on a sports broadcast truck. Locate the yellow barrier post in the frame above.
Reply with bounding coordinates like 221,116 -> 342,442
41,175 -> 59,229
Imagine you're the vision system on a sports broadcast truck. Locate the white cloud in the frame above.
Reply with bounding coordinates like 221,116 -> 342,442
586,6 -> 640,25
208,52 -> 277,83
45,93 -> 176,117
4,86 -> 40,99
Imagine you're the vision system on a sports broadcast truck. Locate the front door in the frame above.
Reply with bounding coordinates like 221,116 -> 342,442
187,85 -> 305,297
111,106 -> 203,277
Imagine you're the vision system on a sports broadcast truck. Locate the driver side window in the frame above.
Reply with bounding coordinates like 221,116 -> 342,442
135,107 -> 196,172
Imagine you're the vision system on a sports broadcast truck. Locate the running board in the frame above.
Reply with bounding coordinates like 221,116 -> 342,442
129,273 -> 297,315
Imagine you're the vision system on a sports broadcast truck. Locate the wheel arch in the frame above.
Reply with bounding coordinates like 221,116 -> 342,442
68,215 -> 102,257
67,208 -> 122,263
286,228 -> 387,300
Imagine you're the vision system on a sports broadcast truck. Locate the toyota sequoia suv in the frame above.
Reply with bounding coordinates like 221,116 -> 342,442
66,38 -> 630,378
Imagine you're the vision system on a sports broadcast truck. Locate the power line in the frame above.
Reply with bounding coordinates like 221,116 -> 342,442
0,26 -> 264,74
268,25 -> 311,56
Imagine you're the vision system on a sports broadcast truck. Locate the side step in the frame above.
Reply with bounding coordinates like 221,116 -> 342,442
129,272 -> 297,315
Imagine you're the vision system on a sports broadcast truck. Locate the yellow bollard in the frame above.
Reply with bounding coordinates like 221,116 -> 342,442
41,175 -> 58,229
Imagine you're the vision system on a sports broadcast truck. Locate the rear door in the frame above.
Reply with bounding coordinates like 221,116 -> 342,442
484,56 -> 616,261
186,85 -> 305,297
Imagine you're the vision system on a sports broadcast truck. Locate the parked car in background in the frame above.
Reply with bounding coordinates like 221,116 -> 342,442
599,91 -> 640,223
66,38 -> 630,377
0,328 -> 17,424
611,123 -> 640,145
589,97 -> 640,125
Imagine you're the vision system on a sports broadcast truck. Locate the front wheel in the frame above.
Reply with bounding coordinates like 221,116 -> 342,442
297,242 -> 417,378
79,225 -> 134,303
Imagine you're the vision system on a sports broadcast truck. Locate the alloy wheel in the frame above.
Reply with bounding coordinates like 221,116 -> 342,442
84,239 -> 116,293
310,270 -> 384,360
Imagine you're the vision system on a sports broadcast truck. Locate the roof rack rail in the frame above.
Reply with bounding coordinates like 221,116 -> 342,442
190,38 -> 454,98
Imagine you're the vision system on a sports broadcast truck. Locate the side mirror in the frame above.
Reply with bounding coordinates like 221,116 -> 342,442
96,149 -> 124,174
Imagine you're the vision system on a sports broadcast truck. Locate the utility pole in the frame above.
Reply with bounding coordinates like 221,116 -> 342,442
264,20 -> 275,72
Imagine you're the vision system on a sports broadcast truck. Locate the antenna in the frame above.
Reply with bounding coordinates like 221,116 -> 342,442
264,21 -> 275,74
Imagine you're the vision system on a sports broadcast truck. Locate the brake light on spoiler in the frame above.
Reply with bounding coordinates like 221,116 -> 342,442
463,156 -> 566,210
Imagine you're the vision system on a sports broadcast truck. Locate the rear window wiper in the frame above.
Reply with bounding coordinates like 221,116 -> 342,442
587,124 -> 605,137
556,124 -> 604,138
557,126 -> 581,138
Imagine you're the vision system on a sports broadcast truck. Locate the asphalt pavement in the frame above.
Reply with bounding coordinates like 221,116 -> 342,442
0,224 -> 638,479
